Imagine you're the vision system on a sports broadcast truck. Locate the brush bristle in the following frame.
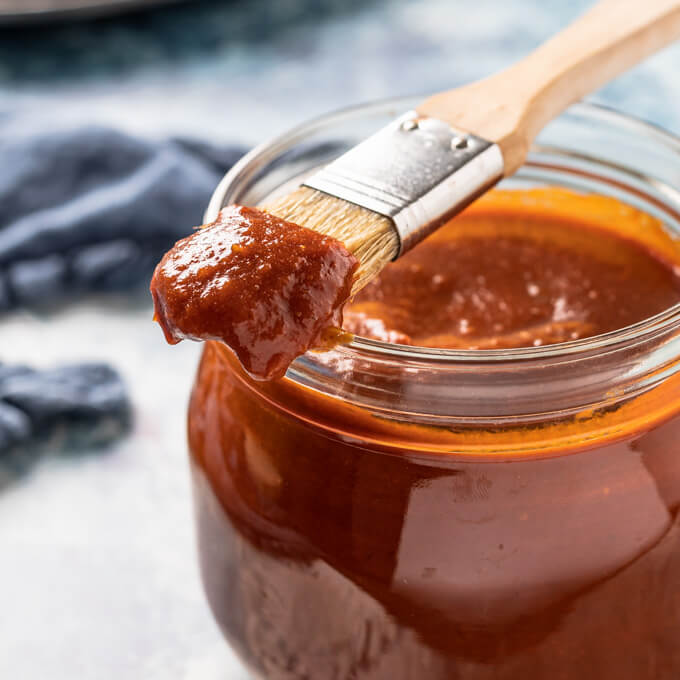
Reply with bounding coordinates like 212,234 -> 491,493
264,186 -> 399,295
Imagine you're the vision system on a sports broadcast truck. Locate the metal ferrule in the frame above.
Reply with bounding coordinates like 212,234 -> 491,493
303,110 -> 504,256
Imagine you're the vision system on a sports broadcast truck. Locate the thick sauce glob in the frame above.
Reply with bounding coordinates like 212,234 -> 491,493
150,205 -> 358,380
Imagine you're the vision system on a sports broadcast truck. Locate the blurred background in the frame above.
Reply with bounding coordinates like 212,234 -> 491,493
4,0 -> 680,140
1,1 -> 679,678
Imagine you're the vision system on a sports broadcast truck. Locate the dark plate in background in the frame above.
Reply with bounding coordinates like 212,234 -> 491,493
0,0 -> 182,24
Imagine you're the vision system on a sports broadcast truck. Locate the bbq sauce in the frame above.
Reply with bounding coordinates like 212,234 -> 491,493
151,205 -> 358,380
187,187 -> 680,680
345,188 -> 680,348
153,190 -> 680,381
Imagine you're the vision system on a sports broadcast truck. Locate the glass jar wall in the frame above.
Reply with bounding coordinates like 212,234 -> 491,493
191,100 -> 680,680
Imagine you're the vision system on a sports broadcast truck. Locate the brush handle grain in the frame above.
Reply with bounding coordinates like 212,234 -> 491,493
418,0 -> 680,175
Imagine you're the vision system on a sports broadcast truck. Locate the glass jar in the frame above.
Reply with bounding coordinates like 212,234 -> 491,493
190,99 -> 680,680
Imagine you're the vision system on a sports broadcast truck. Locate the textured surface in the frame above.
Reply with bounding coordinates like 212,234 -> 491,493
1,1 -> 679,679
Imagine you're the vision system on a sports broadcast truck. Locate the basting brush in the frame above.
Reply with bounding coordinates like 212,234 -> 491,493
265,0 -> 680,295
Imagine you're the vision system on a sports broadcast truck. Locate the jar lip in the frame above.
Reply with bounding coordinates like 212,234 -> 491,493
209,97 -> 680,369
344,303 -> 680,364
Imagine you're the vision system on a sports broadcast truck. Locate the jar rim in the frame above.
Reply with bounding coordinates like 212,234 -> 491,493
208,98 -> 680,371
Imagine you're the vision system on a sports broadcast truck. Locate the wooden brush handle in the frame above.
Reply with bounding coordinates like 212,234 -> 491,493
418,0 -> 680,175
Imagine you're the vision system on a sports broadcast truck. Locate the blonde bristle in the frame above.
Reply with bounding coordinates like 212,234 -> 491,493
264,186 -> 399,295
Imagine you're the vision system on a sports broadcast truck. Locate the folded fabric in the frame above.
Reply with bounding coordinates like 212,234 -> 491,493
0,361 -> 131,483
0,123 -> 244,472
0,123 -> 245,311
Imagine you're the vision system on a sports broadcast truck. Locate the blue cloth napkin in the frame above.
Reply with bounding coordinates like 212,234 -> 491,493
0,122 -> 245,457
0,362 -> 131,481
0,124 -> 245,310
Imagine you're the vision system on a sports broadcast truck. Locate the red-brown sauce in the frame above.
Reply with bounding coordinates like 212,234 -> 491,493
186,188 -> 680,680
345,189 -> 680,348
150,205 -> 358,380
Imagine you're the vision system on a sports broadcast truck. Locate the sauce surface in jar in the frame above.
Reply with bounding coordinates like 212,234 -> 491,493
345,188 -> 680,348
